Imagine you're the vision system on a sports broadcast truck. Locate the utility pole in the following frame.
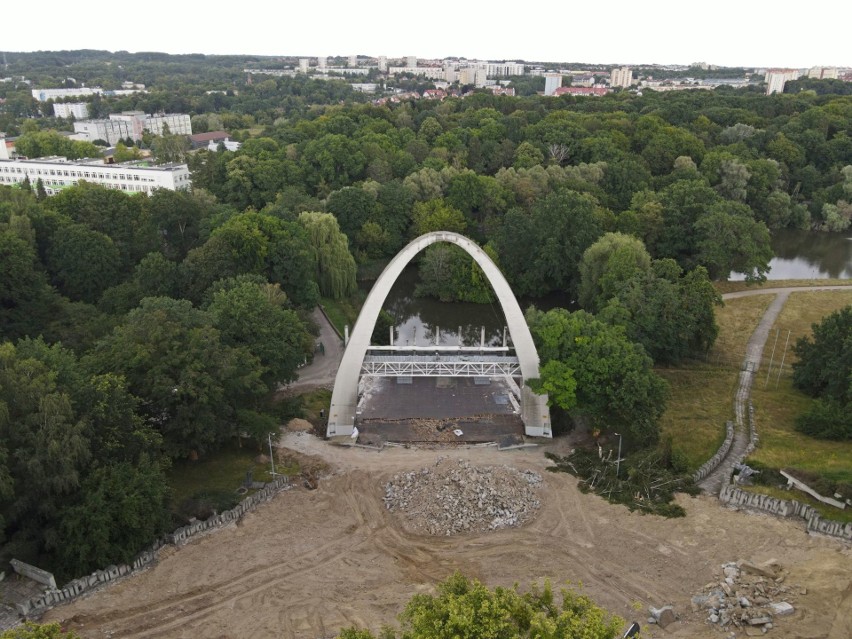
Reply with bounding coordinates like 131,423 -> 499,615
765,328 -> 780,388
268,432 -> 277,477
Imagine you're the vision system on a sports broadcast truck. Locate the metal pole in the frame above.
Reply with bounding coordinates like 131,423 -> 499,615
480,326 -> 485,348
615,432 -> 622,478
390,325 -> 394,347
503,326 -> 507,348
458,326 -> 462,346
775,330 -> 791,389
344,325 -> 349,347
435,326 -> 440,345
268,432 -> 276,477
764,328 -> 780,389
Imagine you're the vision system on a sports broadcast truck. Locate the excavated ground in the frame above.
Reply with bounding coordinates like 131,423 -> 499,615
44,433 -> 852,639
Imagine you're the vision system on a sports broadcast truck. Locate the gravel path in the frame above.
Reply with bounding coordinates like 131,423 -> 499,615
278,307 -> 344,395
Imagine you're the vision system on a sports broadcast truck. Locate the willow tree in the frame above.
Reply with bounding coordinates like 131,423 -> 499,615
298,211 -> 357,299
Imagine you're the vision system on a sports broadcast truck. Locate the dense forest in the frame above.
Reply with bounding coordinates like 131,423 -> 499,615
1,50 -> 851,579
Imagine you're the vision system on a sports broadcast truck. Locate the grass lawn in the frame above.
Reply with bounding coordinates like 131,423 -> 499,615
320,294 -> 365,337
658,295 -> 774,470
747,290 -> 852,485
300,388 -> 332,429
167,438 -> 295,520
714,278 -> 850,295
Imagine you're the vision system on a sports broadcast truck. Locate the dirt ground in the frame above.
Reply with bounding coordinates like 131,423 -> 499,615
45,433 -> 852,639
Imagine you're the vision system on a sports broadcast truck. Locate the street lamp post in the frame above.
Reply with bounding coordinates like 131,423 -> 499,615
614,432 -> 622,478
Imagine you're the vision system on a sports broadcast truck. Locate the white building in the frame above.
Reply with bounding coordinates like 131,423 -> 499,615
807,66 -> 838,79
318,56 -> 327,69
481,62 -> 524,77
389,66 -> 447,80
32,87 -> 102,102
53,102 -> 89,119
544,73 -> 562,96
348,55 -> 358,67
765,69 -> 801,94
74,112 -> 191,145
298,58 -> 310,73
207,139 -> 242,152
610,66 -> 633,88
377,56 -> 388,72
0,156 -> 191,195
407,56 -> 417,68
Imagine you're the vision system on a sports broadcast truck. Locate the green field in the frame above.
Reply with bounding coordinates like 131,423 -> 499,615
659,295 -> 773,470
747,291 -> 852,484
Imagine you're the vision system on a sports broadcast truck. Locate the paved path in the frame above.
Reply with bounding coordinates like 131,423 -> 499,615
278,307 -> 344,395
698,284 -> 852,494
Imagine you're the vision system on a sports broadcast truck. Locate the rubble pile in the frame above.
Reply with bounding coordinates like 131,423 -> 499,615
687,559 -> 800,635
384,459 -> 542,535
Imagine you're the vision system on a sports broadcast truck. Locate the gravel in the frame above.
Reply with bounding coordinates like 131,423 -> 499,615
383,458 -> 542,535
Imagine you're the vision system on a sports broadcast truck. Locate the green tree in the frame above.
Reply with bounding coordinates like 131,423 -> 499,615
528,308 -> 668,446
46,223 -> 122,303
792,306 -> 852,441
208,277 -> 313,389
298,212 -> 357,299
578,232 -> 652,312
337,572 -> 622,639
56,456 -> 170,577
411,199 -> 468,236
89,297 -> 266,457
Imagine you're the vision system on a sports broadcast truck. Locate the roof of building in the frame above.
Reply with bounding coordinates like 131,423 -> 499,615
189,130 -> 230,143
553,86 -> 609,96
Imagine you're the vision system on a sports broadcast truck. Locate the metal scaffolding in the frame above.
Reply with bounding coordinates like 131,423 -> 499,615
361,354 -> 521,378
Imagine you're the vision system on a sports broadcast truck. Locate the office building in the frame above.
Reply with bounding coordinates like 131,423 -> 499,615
0,156 -> 191,195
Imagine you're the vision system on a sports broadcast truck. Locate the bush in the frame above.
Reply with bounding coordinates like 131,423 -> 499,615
795,399 -> 852,441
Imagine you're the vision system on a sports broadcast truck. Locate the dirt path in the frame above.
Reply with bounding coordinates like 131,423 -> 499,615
46,434 -> 852,639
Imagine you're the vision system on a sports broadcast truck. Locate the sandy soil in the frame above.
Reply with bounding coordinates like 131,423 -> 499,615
46,433 -> 852,639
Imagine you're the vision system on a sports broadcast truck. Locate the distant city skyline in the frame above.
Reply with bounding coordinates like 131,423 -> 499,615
6,1 -> 849,70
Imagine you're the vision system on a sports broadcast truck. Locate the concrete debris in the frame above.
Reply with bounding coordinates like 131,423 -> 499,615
769,602 -> 794,616
691,560 -> 800,634
384,459 -> 541,536
649,605 -> 676,628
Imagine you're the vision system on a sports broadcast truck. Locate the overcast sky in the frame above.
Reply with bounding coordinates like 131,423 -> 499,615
6,1 -> 849,70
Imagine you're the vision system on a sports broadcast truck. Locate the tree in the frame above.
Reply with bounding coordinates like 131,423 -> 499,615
208,277 -> 313,389
298,212 -> 357,299
151,133 -> 190,164
792,306 -> 852,441
337,572 -> 622,639
56,456 -> 170,577
694,203 -> 772,281
89,297 -> 266,457
578,232 -> 652,312
415,243 -> 495,303
410,199 -> 468,236
46,223 -> 121,303
527,308 -> 668,446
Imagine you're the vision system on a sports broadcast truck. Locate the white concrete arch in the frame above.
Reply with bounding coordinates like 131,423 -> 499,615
326,231 -> 551,438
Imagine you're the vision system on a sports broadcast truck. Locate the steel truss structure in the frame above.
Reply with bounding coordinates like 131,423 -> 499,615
361,354 -> 521,378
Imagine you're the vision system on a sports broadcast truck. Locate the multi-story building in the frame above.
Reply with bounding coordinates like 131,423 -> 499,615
318,56 -> 327,69
544,73 -> 562,96
610,66 -> 633,88
348,55 -> 358,67
407,56 -> 417,68
31,87 -> 101,102
807,66 -> 838,80
765,69 -> 801,94
377,56 -> 388,72
298,58 -> 310,73
0,156 -> 191,195
73,112 -> 192,145
52,102 -> 89,119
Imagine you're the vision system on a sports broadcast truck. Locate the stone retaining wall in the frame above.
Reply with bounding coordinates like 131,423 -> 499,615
15,476 -> 291,619
719,484 -> 852,542
692,420 -> 734,483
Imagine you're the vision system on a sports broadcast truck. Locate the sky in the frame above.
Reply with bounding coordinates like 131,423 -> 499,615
6,1 -> 849,70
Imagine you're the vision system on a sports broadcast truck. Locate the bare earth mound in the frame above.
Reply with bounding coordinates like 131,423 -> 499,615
43,434 -> 852,639
384,459 -> 541,535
